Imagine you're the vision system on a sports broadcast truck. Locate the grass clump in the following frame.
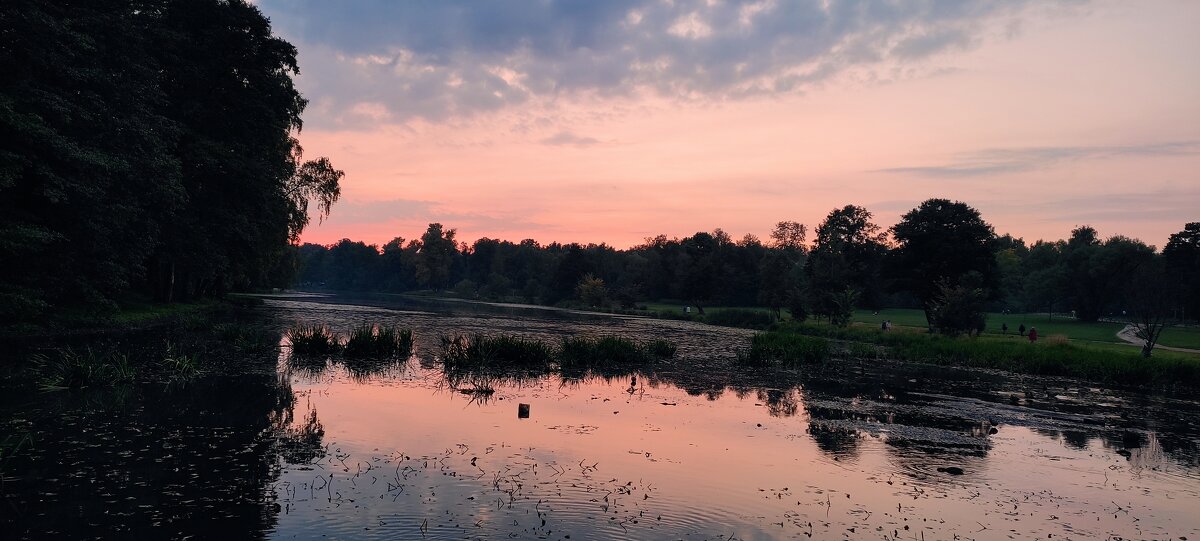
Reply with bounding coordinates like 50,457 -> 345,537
440,334 -> 555,369
161,341 -> 201,379
286,324 -> 340,356
738,333 -> 830,367
559,336 -> 678,368
32,348 -> 136,389
343,324 -> 413,359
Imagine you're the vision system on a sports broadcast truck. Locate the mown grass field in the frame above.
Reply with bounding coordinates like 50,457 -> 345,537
637,302 -> 1200,350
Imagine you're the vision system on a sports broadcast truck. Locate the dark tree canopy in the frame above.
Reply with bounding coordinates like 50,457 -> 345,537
889,199 -> 999,326
805,205 -> 889,316
0,0 -> 341,321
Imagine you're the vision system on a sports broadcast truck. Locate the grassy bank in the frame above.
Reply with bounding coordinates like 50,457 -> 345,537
763,322 -> 1200,388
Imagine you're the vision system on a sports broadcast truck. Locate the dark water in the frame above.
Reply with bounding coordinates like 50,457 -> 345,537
3,295 -> 1199,540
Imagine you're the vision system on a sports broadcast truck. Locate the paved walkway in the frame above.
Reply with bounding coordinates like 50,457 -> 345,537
1116,325 -> 1200,354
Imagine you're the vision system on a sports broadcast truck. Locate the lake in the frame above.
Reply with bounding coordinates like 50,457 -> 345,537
3,294 -> 1198,540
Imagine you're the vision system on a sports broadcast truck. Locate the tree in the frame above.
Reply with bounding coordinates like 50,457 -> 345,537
805,205 -> 888,318
769,221 -> 808,254
415,223 -> 457,290
928,278 -> 988,337
1164,223 -> 1200,322
1061,227 -> 1153,321
890,199 -> 999,329
1126,259 -> 1177,357
575,274 -> 609,307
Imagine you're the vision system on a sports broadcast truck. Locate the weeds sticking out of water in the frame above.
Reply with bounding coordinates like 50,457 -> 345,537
162,342 -> 202,379
32,348 -> 137,390
342,324 -> 413,359
440,334 -> 555,369
738,333 -> 831,367
286,324 -> 340,356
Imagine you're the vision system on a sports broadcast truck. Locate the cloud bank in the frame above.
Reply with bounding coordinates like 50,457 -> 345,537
260,0 -> 1081,127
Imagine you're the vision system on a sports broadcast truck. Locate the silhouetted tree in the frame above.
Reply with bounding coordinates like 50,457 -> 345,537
1164,223 -> 1200,322
890,199 -> 998,329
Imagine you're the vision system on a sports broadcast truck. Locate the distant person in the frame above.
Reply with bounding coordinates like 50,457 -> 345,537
882,320 -> 887,331
1028,327 -> 1038,343
1018,323 -> 1026,336
885,320 -> 891,330
684,305 -> 691,314
1001,323 -> 1008,334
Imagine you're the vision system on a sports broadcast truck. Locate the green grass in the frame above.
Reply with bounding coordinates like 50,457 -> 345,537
31,347 -> 136,389
286,324 -> 341,356
343,324 -> 413,359
440,334 -> 556,369
112,299 -> 221,325
558,336 -> 677,368
737,333 -> 831,367
769,322 -> 1200,387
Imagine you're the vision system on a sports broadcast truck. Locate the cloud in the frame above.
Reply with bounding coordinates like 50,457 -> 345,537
258,0 -> 1085,127
875,141 -> 1200,178
538,131 -> 602,147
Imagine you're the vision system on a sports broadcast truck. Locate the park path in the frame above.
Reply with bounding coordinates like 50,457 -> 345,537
1116,325 -> 1200,354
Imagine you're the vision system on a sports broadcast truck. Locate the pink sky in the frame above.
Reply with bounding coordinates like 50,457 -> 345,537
261,1 -> 1200,249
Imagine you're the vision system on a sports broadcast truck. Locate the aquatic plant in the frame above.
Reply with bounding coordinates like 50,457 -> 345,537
286,324 -> 340,356
32,348 -> 137,389
738,333 -> 831,367
162,341 -> 201,379
342,324 -> 413,358
440,334 -> 554,369
558,336 -> 678,368
644,339 -> 678,359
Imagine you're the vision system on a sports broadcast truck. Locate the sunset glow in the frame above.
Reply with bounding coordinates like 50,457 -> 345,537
259,1 -> 1200,248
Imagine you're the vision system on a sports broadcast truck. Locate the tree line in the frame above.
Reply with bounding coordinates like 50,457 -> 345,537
295,202 -> 1200,334
0,0 -> 342,324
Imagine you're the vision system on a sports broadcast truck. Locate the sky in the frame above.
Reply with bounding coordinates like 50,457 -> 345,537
256,0 -> 1200,250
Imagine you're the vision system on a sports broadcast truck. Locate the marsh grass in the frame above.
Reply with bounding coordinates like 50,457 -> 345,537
440,334 -> 555,369
558,336 -> 678,368
286,324 -> 340,356
32,348 -> 136,389
737,333 -> 830,367
342,324 -> 413,359
161,342 -> 201,379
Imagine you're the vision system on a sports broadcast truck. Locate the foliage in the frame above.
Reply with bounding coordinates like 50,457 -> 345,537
927,279 -> 988,336
1125,260 -> 1176,357
342,324 -> 413,359
889,199 -> 999,326
440,334 -> 555,369
575,274 -> 609,307
32,348 -> 136,389
805,205 -> 889,315
1164,222 -> 1200,322
738,333 -> 831,367
286,324 -> 340,356
0,0 -> 342,322
558,336 -> 677,367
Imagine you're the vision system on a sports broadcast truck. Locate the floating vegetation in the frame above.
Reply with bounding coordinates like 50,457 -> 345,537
342,324 -> 413,359
286,324 -> 340,356
738,333 -> 830,367
440,334 -> 555,369
32,347 -> 136,389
